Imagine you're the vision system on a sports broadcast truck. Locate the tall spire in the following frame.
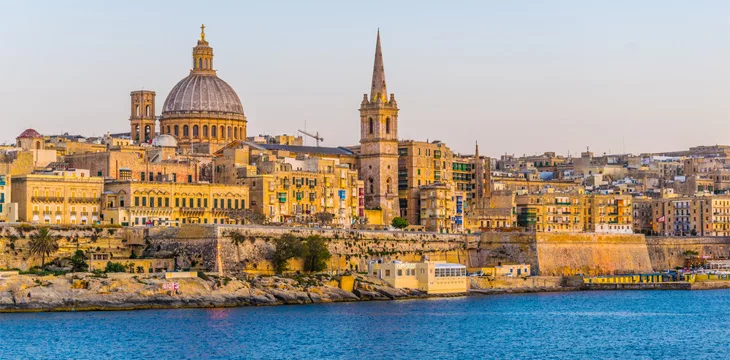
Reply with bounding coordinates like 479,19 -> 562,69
370,29 -> 388,103
474,141 -> 485,205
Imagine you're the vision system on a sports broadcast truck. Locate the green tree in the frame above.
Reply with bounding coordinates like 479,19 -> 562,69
28,227 -> 59,270
104,262 -> 126,273
69,250 -> 88,272
271,234 -> 303,274
391,216 -> 409,230
301,235 -> 331,273
682,250 -> 699,258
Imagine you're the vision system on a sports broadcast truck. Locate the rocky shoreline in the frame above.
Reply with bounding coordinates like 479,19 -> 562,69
0,272 -> 465,313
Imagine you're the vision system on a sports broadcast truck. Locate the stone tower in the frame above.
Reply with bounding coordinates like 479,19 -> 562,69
129,90 -> 156,144
359,30 -> 400,223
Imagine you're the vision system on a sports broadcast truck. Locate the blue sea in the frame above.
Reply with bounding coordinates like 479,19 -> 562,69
1,290 -> 729,359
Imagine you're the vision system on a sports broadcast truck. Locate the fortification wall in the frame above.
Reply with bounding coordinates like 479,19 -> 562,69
534,233 -> 652,276
0,224 -> 129,270
467,232 -> 539,272
215,225 -> 470,274
646,237 -> 730,271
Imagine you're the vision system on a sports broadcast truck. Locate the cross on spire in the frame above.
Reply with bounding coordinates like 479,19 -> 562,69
200,24 -> 206,41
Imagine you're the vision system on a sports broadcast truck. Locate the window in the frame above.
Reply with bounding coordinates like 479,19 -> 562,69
175,198 -> 180,207
193,125 -> 199,138
234,127 -> 238,139
386,118 -> 390,134
174,125 -> 179,136
145,105 -> 150,117
385,269 -> 391,276
135,197 -> 140,206
203,125 -> 208,137
183,125 -> 189,137
228,126 -> 232,139
188,175 -> 193,183
368,118 -> 373,134
211,126 -> 217,138
397,269 -> 402,276
141,172 -> 145,181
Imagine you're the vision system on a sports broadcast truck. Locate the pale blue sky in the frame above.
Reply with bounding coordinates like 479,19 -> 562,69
0,1 -> 728,156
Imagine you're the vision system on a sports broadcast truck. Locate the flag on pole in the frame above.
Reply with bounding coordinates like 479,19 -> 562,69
657,216 -> 666,223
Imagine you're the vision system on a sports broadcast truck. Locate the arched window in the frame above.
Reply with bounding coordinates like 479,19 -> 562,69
386,118 -> 390,134
166,126 -> 171,134
135,105 -> 140,117
234,127 -> 238,139
174,125 -> 179,137
211,125 -> 217,138
144,125 -> 151,142
183,125 -> 189,137
228,126 -> 232,139
368,118 -> 373,135
386,178 -> 392,194
198,58 -> 203,69
240,126 -> 244,138
203,125 -> 208,138
145,105 -> 150,117
193,125 -> 199,138
133,125 -> 139,141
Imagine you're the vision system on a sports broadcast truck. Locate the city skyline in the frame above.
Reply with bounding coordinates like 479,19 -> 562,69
1,1 -> 728,156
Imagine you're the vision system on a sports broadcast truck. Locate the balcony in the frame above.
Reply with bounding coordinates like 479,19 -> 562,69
69,197 -> 100,204
80,212 -> 89,216
31,196 -> 64,203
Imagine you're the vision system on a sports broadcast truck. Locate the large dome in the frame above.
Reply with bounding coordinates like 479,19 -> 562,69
162,74 -> 244,115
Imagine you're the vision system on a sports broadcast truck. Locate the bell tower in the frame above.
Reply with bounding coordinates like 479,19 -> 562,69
359,30 -> 400,223
129,90 -> 156,144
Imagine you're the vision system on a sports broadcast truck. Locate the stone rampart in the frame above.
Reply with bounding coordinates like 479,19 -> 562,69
534,233 -> 652,276
646,237 -> 730,271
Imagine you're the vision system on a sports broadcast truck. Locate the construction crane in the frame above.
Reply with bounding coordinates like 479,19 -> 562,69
298,129 -> 324,147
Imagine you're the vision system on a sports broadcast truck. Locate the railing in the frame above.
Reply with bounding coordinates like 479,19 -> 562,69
69,197 -> 100,203
31,196 -> 64,203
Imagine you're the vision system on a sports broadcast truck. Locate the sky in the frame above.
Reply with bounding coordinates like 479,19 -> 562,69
0,1 -> 728,157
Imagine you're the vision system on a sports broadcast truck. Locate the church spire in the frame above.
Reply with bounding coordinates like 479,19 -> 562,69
370,29 -> 388,103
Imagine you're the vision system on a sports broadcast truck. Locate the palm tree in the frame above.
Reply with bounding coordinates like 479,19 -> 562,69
28,227 -> 59,270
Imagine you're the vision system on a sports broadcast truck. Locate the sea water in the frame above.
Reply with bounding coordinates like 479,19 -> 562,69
1,290 -> 729,359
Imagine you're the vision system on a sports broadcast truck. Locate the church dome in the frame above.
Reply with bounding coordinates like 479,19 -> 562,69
17,128 -> 42,139
162,74 -> 244,115
151,134 -> 178,148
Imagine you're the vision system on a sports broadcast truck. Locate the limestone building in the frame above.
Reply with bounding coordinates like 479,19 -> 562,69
358,30 -> 400,223
102,180 -> 248,226
11,169 -> 104,225
397,140 -> 454,224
